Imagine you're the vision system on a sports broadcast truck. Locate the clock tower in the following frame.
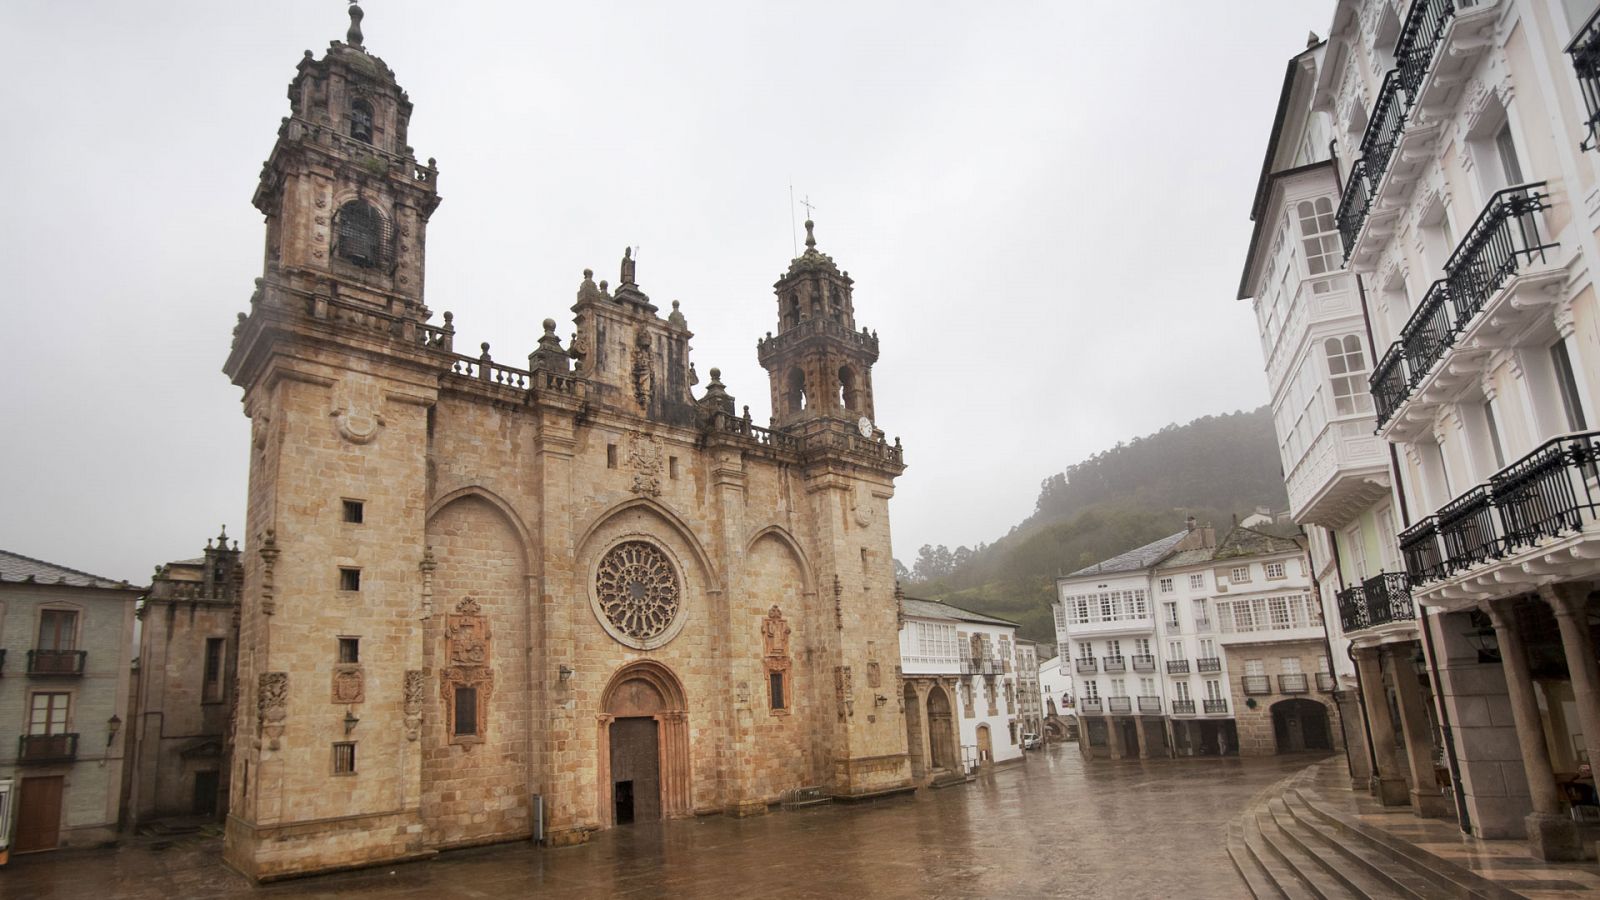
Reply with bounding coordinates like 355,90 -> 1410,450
758,220 -> 880,433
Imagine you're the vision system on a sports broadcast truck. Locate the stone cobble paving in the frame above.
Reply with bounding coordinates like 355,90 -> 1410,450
3,746 -> 1325,899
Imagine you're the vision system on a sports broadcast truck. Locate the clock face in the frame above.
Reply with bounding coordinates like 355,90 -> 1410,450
857,416 -> 873,438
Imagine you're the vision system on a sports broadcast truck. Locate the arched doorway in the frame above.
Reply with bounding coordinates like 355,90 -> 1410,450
976,724 -> 993,767
1271,698 -> 1332,753
926,684 -> 957,771
903,683 -> 926,780
598,662 -> 692,826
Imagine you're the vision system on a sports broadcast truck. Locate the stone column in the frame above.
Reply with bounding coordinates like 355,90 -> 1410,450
1485,601 -> 1581,861
1107,716 -> 1125,760
1539,583 -> 1600,779
1132,716 -> 1150,759
1385,643 -> 1449,817
1354,646 -> 1409,806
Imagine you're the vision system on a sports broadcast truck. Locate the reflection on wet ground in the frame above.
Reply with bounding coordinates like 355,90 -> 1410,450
7,745 -> 1326,899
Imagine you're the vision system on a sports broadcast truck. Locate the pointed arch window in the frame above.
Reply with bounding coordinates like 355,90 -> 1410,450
1298,197 -> 1340,276
1325,335 -> 1374,416
334,200 -> 389,270
350,98 -> 374,144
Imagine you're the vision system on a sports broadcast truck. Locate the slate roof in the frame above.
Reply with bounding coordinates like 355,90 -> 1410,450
0,549 -> 138,591
1155,524 -> 1303,570
1064,530 -> 1188,578
902,596 -> 1019,628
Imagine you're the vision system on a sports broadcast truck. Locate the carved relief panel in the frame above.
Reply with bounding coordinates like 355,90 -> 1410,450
763,606 -> 793,715
441,597 -> 493,746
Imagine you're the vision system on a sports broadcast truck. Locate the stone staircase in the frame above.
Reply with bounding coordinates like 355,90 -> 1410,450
1227,765 -> 1527,900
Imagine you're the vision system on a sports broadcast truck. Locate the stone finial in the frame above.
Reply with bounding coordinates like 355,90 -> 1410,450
347,2 -> 365,47
804,219 -> 816,249
699,366 -> 735,415
577,268 -> 602,304
529,318 -> 570,374
668,299 -> 687,330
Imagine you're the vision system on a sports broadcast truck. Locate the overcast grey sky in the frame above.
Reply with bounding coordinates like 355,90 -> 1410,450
0,1 -> 1329,583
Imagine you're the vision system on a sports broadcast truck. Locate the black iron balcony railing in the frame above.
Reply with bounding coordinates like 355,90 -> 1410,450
1316,672 -> 1337,692
1402,432 -> 1600,586
1278,673 -> 1310,694
18,733 -> 78,764
1371,342 -> 1410,428
1493,431 -> 1600,553
1172,699 -> 1196,715
1445,183 -> 1554,325
1337,158 -> 1374,256
27,649 -> 86,676
1395,0 -> 1454,101
1399,516 -> 1446,583
1242,675 -> 1272,696
1075,658 -> 1098,674
1367,184 -> 1555,429
1399,280 -> 1455,390
1203,699 -> 1228,715
1107,696 -> 1132,713
1196,657 -> 1222,673
1137,696 -> 1161,713
1362,70 -> 1410,188
1131,654 -> 1156,673
1335,582 -> 1369,633
1567,4 -> 1600,151
1102,656 -> 1127,673
1079,698 -> 1103,714
1340,572 -> 1418,633
1438,485 -> 1500,571
1166,659 -> 1190,674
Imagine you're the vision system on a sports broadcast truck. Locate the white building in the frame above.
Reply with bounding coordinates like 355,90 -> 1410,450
1055,521 -> 1340,759
898,596 -> 1024,781
1038,655 -> 1072,718
1015,640 -> 1043,744
1243,0 -> 1600,862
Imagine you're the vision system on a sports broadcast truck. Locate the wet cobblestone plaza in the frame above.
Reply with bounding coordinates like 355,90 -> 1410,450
6,747 -> 1326,899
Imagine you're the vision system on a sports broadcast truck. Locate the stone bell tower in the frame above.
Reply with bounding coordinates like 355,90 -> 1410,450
758,220 -> 881,431
252,0 -> 441,322
222,4 -> 450,880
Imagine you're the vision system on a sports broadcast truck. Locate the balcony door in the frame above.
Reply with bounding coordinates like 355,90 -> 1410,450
38,609 -> 76,652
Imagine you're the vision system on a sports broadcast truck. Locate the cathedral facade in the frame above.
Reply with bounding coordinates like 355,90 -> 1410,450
221,7 -> 911,881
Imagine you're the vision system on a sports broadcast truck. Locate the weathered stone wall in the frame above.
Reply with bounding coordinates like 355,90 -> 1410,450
422,493 -> 531,847
1226,641 -> 1342,757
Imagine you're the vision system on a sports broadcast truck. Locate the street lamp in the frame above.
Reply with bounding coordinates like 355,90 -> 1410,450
1465,610 -> 1500,661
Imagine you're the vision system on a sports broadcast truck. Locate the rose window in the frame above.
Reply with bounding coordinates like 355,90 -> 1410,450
596,541 -> 680,641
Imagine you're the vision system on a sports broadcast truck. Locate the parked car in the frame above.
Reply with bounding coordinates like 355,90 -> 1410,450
1021,733 -> 1041,750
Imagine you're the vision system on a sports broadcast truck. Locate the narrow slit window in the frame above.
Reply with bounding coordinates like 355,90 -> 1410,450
769,672 -> 787,710
669,456 -> 679,479
607,444 -> 618,469
454,686 -> 478,736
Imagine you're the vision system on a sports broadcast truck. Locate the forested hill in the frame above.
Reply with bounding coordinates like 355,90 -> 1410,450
900,407 -> 1290,648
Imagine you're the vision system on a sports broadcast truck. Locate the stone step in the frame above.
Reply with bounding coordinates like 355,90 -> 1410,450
1287,787 -> 1527,900
1229,819 -> 1289,900
1243,806 -> 1323,900
1266,797 -> 1406,900
1254,807 -> 1362,900
1277,790 -> 1443,900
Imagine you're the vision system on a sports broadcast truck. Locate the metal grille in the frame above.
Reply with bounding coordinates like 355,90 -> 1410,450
333,201 -> 394,271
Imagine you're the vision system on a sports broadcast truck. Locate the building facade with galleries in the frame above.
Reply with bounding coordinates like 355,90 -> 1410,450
0,550 -> 141,857
1055,522 -> 1338,761
898,596 -> 1025,781
1244,0 -> 1600,862
1015,640 -> 1043,744
1153,527 -> 1342,758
